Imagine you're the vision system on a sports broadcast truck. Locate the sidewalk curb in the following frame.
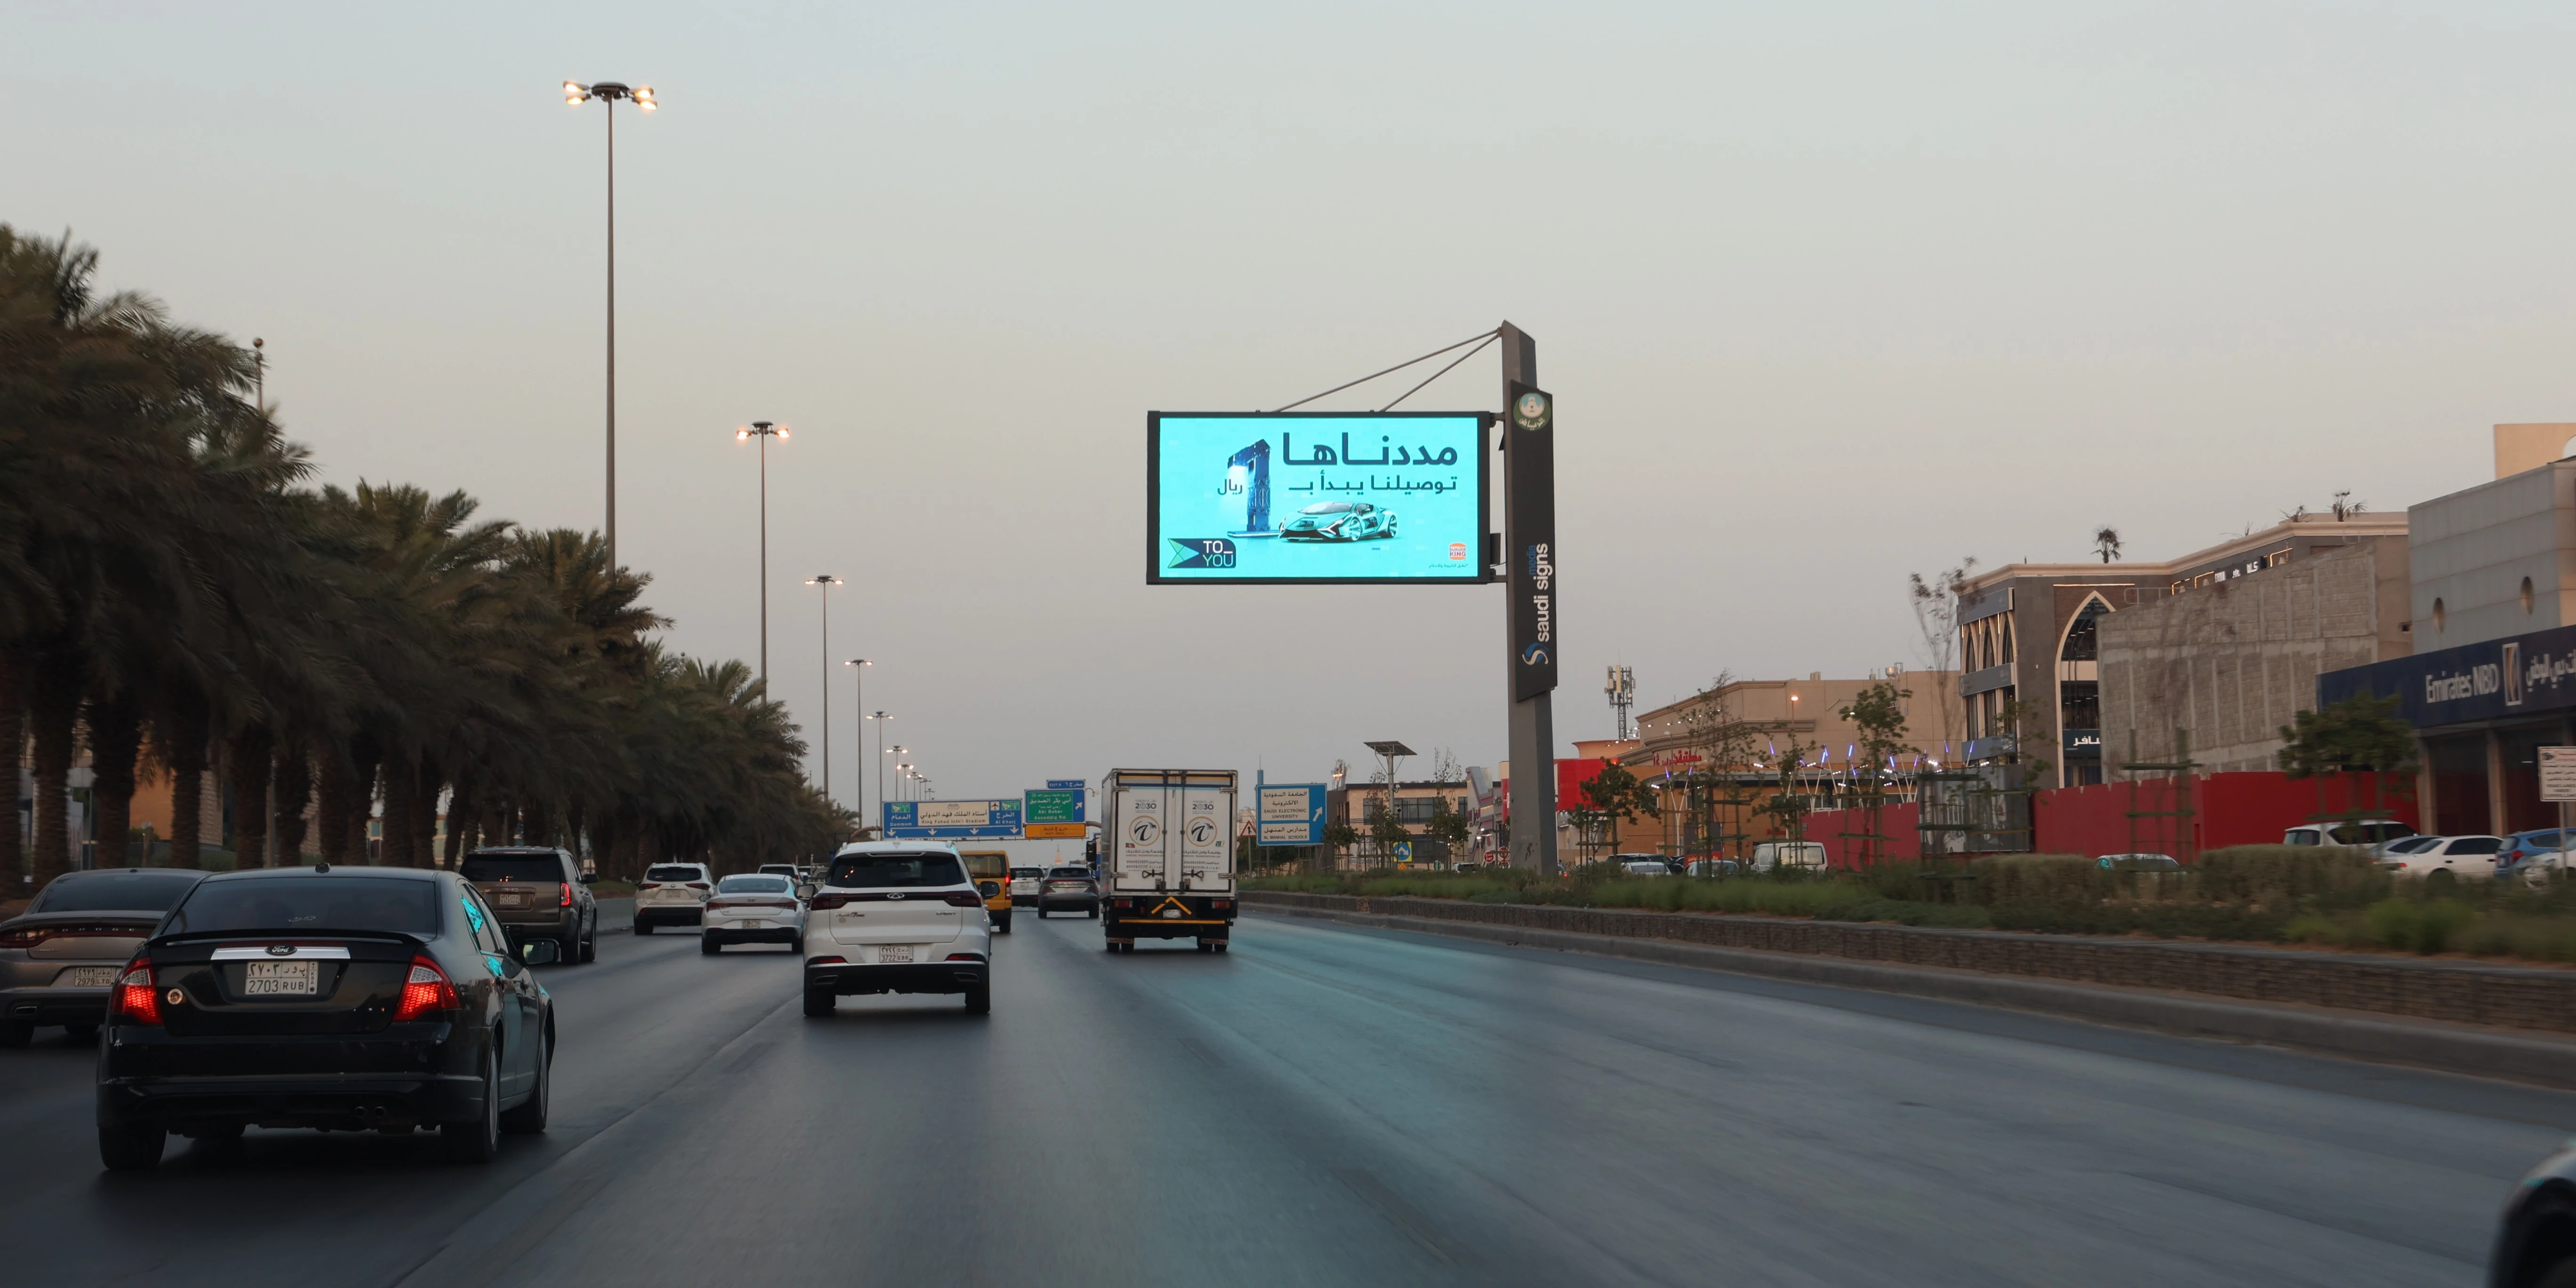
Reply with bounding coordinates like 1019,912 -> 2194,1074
1246,904 -> 2576,1088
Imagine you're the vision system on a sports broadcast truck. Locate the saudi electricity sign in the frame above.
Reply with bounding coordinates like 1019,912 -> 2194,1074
1147,412 -> 1490,585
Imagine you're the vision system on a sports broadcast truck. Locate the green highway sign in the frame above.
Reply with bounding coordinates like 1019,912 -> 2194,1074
1023,788 -> 1085,837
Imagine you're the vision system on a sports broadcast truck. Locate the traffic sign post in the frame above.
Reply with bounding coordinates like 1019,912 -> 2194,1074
1255,784 -> 1326,846
1023,788 -> 1086,840
2541,748 -> 2576,885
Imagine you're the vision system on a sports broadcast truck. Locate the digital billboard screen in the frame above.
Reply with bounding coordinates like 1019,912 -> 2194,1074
1147,412 -> 1490,585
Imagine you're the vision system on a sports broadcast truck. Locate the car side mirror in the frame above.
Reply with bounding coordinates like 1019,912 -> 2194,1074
578,872 -> 597,885
796,884 -> 819,901
519,939 -> 560,966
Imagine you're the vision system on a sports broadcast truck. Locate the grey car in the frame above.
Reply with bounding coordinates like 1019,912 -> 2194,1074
1035,866 -> 1099,918
459,847 -> 599,964
0,867 -> 207,1046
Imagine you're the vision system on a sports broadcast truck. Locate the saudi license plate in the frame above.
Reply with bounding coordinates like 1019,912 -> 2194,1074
243,961 -> 319,996
878,945 -> 915,964
740,920 -> 766,929
54,966 -> 117,988
497,894 -> 525,907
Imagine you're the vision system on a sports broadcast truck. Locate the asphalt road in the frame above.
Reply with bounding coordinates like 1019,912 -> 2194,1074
1,901 -> 2568,1287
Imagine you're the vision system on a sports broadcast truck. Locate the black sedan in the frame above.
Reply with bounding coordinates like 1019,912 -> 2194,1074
95,864 -> 556,1170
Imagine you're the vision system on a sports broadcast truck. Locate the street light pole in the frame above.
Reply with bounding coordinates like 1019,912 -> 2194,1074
872,715 -> 890,832
805,577 -> 844,800
845,659 -> 871,823
564,78 -> 656,569
736,421 -> 788,684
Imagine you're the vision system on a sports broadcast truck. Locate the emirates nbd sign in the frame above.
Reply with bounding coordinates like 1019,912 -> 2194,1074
2318,623 -> 2576,727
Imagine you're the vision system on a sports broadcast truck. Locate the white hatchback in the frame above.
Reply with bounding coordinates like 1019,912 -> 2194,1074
802,844 -> 992,1016
2380,834 -> 2505,879
701,872 -> 808,955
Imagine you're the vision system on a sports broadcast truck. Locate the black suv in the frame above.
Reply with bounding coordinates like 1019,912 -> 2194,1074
459,847 -> 598,963
96,865 -> 557,1169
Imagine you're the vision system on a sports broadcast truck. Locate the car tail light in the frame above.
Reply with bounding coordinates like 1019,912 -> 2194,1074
559,882 -> 573,907
808,893 -> 852,911
945,952 -> 987,962
686,882 -> 711,890
808,955 -> 846,965
940,890 -> 984,908
393,956 -> 459,1021
113,961 -> 160,1025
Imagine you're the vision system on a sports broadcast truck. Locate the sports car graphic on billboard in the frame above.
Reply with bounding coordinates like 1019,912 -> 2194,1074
1280,500 -> 1396,541
1147,412 -> 1489,585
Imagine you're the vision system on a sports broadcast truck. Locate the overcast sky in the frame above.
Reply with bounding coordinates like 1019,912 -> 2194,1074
11,2 -> 2576,831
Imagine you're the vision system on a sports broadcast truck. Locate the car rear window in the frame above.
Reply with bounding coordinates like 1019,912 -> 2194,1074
1011,868 -> 1043,878
718,875 -> 791,894
1047,868 -> 1088,879
32,870 -> 205,913
459,854 -> 564,884
2449,837 -> 2504,854
827,853 -> 968,888
645,866 -> 705,883
164,877 -> 442,936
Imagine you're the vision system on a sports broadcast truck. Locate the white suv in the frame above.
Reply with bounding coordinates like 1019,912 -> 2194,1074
634,862 -> 714,933
802,843 -> 992,1016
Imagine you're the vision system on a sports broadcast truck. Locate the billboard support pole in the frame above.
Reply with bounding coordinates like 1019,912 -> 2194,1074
1500,322 -> 1559,875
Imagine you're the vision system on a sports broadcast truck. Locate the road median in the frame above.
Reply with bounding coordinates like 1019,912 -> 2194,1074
1242,890 -> 2576,1087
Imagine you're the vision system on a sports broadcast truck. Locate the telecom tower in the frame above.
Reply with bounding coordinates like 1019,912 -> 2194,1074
1606,665 -> 1635,741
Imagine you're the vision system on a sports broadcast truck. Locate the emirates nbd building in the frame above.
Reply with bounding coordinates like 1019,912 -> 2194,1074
2317,429 -> 2576,836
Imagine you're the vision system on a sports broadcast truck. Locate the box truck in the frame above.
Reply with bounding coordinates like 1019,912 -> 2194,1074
1100,768 -> 1237,953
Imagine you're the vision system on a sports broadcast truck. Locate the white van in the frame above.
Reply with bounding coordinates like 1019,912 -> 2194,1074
2282,820 -> 2415,848
1750,841 -> 1827,873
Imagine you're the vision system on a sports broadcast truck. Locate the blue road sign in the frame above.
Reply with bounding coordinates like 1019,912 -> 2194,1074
1046,779 -> 1086,791
881,799 -> 1024,839
1254,783 -> 1327,846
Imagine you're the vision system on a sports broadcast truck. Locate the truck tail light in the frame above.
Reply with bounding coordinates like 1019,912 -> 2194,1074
113,960 -> 161,1025
560,882 -> 574,907
393,957 -> 459,1021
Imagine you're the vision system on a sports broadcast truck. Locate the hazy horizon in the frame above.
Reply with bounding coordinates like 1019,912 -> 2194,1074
12,1 -> 2573,817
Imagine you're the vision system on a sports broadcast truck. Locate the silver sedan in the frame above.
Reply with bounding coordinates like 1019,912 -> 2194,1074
0,868 -> 207,1046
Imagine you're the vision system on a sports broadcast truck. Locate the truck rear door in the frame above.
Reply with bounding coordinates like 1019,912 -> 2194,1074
1112,784 -> 1168,894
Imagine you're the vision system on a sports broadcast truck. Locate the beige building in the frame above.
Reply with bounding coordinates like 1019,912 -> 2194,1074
2098,541 -> 2409,773
1956,513 -> 2408,785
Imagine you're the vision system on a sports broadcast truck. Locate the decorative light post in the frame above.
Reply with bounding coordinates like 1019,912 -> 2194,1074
804,576 -> 845,800
845,659 -> 871,822
872,717 -> 892,831
562,78 -> 656,569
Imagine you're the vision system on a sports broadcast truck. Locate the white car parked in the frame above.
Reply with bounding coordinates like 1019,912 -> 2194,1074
634,862 -> 714,934
701,872 -> 808,955
803,843 -> 992,1016
2378,834 -> 2505,879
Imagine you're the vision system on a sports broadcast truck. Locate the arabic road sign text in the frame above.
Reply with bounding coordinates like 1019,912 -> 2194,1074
2544,748 -> 2576,802
881,799 -> 1024,839
1256,784 -> 1327,845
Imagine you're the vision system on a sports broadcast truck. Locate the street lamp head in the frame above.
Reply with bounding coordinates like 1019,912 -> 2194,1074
735,427 -> 749,441
805,575 -> 844,587
635,85 -> 656,110
845,658 -> 871,668
563,80 -> 587,106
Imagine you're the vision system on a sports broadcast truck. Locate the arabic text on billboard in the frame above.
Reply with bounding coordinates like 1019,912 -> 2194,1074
1148,412 -> 1488,585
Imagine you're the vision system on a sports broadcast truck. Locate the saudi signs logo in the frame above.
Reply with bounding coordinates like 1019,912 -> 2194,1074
1512,390 -> 1550,431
